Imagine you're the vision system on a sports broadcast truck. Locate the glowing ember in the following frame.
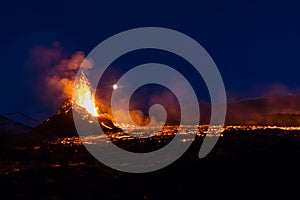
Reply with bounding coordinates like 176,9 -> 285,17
73,71 -> 99,117
113,84 -> 118,90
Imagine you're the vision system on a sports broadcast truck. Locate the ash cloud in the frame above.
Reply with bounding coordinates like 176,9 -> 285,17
28,42 -> 92,112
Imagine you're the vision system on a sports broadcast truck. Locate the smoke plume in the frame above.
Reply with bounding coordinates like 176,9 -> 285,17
28,42 -> 92,111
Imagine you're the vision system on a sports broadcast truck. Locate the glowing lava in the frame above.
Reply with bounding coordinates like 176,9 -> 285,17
73,71 -> 99,117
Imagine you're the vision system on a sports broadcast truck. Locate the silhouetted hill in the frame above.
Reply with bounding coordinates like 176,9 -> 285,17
4,112 -> 40,128
226,93 -> 300,125
0,115 -> 32,134
243,113 -> 300,126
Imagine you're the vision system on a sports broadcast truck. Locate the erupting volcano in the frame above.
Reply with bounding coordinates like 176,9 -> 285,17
31,71 -> 121,137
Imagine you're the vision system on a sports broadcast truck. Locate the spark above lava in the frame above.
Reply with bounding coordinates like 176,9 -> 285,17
113,84 -> 118,90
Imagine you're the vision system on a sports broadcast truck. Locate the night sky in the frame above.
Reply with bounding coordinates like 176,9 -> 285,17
1,0 -> 300,120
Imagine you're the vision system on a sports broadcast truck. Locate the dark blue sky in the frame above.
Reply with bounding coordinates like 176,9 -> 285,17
1,0 -> 300,120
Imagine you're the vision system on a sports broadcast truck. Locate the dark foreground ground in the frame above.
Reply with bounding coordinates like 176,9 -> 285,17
1,129 -> 300,200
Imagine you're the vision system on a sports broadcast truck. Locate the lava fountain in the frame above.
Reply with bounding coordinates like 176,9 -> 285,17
72,71 -> 99,117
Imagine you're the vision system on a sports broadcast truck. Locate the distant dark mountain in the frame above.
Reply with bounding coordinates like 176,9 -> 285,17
226,93 -> 300,125
243,113 -> 300,126
31,100 -> 122,137
4,112 -> 40,128
0,115 -> 32,134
